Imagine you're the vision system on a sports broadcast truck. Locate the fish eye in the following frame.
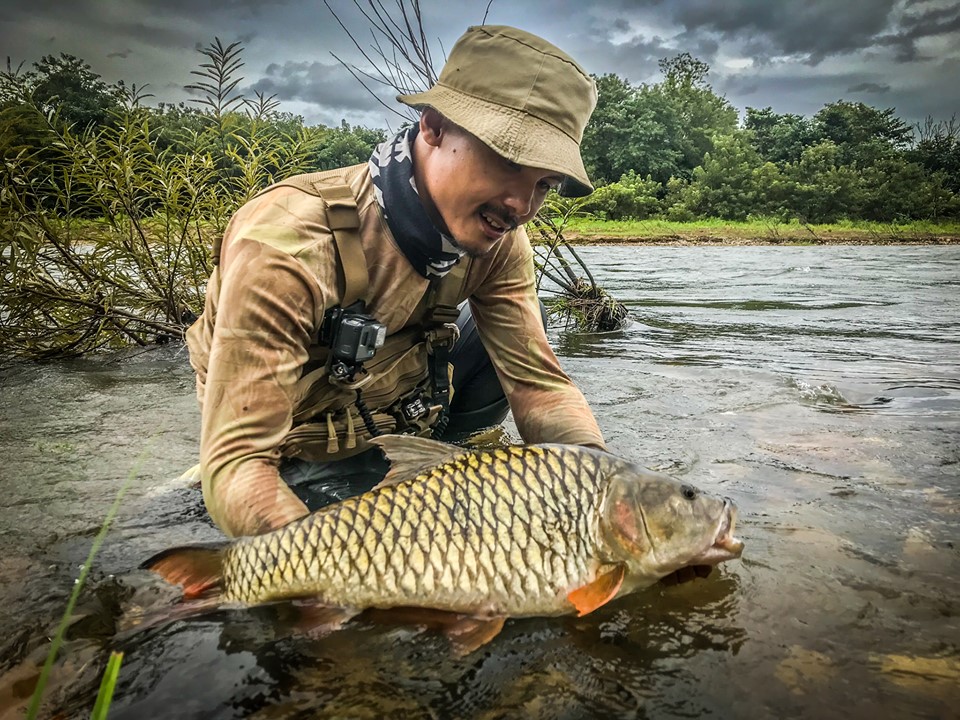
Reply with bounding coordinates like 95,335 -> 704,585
681,485 -> 698,501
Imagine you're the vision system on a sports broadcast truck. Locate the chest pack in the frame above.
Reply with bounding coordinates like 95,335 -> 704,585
233,173 -> 467,462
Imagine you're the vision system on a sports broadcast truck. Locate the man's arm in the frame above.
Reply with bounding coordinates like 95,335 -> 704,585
198,238 -> 325,537
468,227 -> 605,449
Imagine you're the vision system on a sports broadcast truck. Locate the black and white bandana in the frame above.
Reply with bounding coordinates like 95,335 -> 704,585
369,126 -> 464,278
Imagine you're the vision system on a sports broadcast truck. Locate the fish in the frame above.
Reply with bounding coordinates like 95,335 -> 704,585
144,434 -> 743,653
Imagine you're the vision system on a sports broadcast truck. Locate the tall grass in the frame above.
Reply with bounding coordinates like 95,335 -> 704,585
0,40 -> 318,360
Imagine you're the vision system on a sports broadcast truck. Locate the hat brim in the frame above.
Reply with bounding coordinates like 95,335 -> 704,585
399,84 -> 594,198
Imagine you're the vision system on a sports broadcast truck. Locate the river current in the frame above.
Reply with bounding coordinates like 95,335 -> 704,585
0,245 -> 957,718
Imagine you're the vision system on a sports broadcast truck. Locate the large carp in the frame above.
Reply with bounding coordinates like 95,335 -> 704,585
145,435 -> 743,651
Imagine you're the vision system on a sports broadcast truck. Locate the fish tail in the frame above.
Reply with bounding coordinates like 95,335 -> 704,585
142,543 -> 225,600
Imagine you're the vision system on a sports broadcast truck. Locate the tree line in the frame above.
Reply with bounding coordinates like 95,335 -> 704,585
3,50 -> 959,225
1,42 -> 956,359
578,54 -> 959,223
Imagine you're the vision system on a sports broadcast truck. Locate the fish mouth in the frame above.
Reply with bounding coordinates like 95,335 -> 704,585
690,500 -> 744,566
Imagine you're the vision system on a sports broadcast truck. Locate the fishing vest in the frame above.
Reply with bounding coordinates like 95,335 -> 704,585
213,174 -> 468,463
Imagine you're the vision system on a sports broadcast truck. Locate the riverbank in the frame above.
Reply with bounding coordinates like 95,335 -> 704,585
560,218 -> 960,246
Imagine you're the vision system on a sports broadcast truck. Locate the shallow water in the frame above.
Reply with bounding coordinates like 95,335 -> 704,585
1,245 -> 958,719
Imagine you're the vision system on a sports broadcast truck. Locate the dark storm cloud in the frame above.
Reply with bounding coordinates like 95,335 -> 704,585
875,3 -> 960,61
245,60 -> 393,113
6,0 -> 285,51
665,0 -> 898,64
610,0 -> 958,65
6,1 -> 202,55
3,0 -> 956,127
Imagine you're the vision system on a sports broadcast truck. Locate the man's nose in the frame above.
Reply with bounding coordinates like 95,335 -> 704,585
501,180 -> 536,220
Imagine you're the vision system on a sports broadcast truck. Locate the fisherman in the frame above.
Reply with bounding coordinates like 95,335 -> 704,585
186,25 -> 606,538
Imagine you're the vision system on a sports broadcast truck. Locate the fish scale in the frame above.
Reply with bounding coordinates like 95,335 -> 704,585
220,445 -> 610,616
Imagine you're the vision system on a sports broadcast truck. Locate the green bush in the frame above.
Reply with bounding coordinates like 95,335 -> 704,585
579,171 -> 661,220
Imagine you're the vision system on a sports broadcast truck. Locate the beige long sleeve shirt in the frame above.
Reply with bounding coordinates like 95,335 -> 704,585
186,163 -> 604,537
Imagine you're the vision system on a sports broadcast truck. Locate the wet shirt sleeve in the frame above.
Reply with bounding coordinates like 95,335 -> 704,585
199,237 -> 326,538
469,228 -> 605,449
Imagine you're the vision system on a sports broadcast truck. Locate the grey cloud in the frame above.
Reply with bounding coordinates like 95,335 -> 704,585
874,3 -> 960,62
603,0 -> 910,64
719,60 -> 956,124
598,34 -> 678,84
3,0 -> 956,130
244,60 -> 394,114
7,0 -> 281,52
847,82 -> 892,94
900,2 -> 960,34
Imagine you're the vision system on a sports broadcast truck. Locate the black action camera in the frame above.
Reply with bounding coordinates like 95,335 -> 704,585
332,312 -> 387,363
322,301 -> 386,368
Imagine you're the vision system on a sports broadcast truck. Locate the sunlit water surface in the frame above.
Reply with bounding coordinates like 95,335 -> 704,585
1,246 -> 957,719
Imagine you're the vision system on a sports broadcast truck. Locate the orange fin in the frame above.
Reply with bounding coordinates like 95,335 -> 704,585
567,565 -> 625,617
141,544 -> 224,599
443,615 -> 507,657
362,607 -> 506,656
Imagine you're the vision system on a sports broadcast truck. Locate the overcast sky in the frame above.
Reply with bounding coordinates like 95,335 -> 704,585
4,0 -> 959,133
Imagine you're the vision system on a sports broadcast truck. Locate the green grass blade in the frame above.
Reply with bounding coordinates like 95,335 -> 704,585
90,651 -> 124,720
26,441 -> 156,720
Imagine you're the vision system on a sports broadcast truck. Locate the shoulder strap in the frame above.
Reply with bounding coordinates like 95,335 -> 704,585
214,176 -> 369,307
424,258 -> 470,323
315,184 -> 367,307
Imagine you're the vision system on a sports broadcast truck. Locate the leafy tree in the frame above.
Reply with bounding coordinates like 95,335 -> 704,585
859,156 -> 956,221
783,141 -> 863,223
670,132 -> 764,220
750,161 -> 795,218
647,53 -> 739,176
744,107 -> 820,165
28,53 -> 124,129
309,121 -> 386,170
0,64 -> 53,160
580,74 -> 682,185
908,116 -> 960,192
813,100 -> 912,168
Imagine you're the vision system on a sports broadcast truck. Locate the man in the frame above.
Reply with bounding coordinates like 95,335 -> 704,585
186,25 -> 605,538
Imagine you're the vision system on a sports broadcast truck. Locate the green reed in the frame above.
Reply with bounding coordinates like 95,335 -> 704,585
26,442 -> 155,719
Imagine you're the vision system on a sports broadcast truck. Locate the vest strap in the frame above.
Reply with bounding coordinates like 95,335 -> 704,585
315,184 -> 367,308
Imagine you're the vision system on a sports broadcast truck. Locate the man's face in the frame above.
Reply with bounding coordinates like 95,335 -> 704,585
415,113 -> 564,257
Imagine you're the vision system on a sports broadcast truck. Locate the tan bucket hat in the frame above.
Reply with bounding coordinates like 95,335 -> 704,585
398,25 -> 598,197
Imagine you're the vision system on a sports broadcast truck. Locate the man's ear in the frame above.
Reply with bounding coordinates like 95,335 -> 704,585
419,107 -> 444,148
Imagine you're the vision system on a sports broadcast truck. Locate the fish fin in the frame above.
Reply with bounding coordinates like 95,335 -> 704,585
567,565 -> 626,617
118,595 -> 224,637
443,615 -> 507,657
361,607 -> 505,656
369,434 -> 469,488
141,544 -> 225,600
291,600 -> 361,637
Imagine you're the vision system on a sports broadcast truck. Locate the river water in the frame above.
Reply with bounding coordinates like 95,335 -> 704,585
0,245 -> 957,719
